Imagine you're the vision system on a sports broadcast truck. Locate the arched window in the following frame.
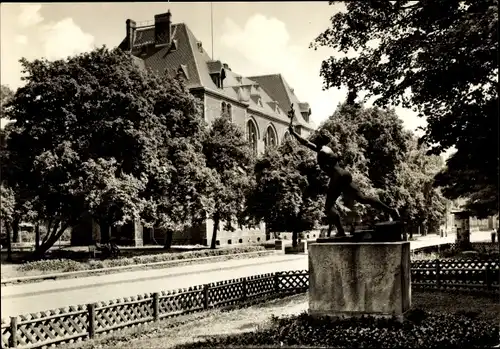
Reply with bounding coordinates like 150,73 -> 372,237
221,102 -> 231,120
246,120 -> 258,155
264,125 -> 278,150
283,131 -> 291,142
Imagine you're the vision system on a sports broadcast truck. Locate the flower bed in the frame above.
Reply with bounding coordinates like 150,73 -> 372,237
176,310 -> 499,349
15,245 -> 266,274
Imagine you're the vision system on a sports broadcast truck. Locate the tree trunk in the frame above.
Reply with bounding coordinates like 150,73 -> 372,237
99,222 -> 111,243
5,221 -> 12,262
31,221 -> 70,260
210,214 -> 220,249
35,224 -> 40,252
292,230 -> 298,248
163,230 -> 173,249
12,220 -> 20,243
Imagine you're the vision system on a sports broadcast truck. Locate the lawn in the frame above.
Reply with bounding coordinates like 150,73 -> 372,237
57,290 -> 499,349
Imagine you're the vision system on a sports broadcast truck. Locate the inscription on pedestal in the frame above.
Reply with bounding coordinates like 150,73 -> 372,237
308,242 -> 411,319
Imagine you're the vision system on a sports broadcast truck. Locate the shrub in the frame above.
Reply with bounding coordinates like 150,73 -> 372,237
16,245 -> 266,274
18,259 -> 85,273
88,260 -> 105,270
176,310 -> 499,349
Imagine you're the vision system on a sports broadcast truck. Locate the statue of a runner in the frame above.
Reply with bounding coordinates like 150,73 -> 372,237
287,104 -> 400,237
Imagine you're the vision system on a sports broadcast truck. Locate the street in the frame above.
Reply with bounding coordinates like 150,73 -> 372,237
0,231 -> 492,318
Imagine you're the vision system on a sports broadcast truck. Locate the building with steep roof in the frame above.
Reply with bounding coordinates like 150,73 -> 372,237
72,10 -> 315,248
118,10 -> 314,155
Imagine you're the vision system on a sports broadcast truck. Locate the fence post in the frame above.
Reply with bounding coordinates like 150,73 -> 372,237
87,303 -> 96,339
485,265 -> 491,290
435,260 -> 441,288
153,292 -> 160,321
203,284 -> 210,310
9,316 -> 18,348
242,278 -> 247,301
274,272 -> 280,295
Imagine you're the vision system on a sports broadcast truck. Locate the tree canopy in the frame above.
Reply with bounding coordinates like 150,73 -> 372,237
202,117 -> 255,248
317,102 -> 446,233
3,47 -> 215,255
312,0 -> 498,216
247,137 -> 326,246
1,85 -> 14,111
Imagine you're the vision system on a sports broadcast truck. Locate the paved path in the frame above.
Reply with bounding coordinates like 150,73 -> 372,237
0,231 -> 492,318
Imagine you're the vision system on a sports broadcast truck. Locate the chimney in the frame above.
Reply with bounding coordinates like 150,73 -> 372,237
154,10 -> 172,47
126,19 -> 136,51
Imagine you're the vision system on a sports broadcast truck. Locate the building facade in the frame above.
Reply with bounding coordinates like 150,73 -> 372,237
72,10 -> 315,247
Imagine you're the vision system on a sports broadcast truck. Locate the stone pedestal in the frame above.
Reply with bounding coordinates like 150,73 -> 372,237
308,242 -> 411,320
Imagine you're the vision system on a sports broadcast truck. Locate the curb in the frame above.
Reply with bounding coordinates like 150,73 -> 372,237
1,250 -> 277,285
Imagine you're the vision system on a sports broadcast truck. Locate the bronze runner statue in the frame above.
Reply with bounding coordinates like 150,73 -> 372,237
287,104 -> 399,237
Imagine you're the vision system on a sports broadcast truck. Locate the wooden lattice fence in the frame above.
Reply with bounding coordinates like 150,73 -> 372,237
2,259 -> 499,349
411,259 -> 499,291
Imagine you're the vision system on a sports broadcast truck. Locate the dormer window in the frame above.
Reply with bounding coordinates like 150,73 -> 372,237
298,102 -> 311,124
207,60 -> 226,89
302,113 -> 310,123
210,68 -> 226,89
269,101 -> 280,114
210,74 -> 221,88
257,97 -> 263,107
177,64 -> 189,80
170,39 -> 178,51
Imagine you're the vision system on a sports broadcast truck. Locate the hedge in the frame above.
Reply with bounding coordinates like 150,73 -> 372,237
17,245 -> 266,273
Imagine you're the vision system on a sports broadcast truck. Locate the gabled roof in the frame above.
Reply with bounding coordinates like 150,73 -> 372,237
119,17 -> 313,130
248,74 -> 310,127
119,23 -> 203,88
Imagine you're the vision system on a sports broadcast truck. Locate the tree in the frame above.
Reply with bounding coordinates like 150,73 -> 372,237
0,184 -> 15,261
318,102 -> 446,233
312,0 -> 498,216
143,139 -> 218,249
1,85 -> 30,246
247,138 -> 326,247
1,85 -> 14,111
319,103 -> 410,223
202,117 -> 254,249
396,138 -> 447,236
4,47 -> 214,256
130,72 -> 217,250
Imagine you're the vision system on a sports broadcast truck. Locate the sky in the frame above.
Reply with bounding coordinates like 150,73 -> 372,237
1,2 -> 427,135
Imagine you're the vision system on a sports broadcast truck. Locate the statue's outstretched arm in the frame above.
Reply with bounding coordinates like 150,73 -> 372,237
288,104 -> 318,152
